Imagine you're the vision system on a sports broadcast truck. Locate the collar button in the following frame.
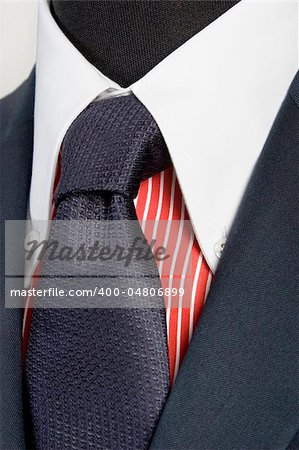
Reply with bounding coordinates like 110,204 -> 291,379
214,237 -> 227,259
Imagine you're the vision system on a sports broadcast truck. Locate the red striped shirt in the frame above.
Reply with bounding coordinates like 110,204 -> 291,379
135,166 -> 212,384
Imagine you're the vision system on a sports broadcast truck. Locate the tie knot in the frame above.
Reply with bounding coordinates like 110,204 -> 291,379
57,94 -> 171,200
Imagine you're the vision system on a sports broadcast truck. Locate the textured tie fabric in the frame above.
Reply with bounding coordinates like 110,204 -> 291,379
25,95 -> 171,450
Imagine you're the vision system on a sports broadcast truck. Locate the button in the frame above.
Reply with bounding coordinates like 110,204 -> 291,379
24,230 -> 40,251
214,237 -> 227,259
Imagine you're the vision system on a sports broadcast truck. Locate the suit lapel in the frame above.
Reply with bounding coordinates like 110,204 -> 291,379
150,73 -> 299,449
0,71 -> 35,450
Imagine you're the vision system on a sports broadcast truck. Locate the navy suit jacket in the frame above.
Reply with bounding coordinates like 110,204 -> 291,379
0,71 -> 298,449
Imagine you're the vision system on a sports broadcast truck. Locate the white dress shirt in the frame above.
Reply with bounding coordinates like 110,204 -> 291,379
27,0 -> 298,279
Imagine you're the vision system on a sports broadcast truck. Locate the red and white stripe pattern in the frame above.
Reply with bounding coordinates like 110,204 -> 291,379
23,163 -> 213,384
135,166 -> 212,384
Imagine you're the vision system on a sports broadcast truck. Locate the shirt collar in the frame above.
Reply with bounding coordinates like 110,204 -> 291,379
30,0 -> 298,273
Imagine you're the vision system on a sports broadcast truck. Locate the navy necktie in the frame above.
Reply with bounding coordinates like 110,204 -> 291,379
25,95 -> 171,449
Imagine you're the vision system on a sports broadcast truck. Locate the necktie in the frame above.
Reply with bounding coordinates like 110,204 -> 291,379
25,95 -> 171,449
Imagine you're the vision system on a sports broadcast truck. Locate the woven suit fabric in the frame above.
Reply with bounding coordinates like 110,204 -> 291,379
25,95 -> 171,449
